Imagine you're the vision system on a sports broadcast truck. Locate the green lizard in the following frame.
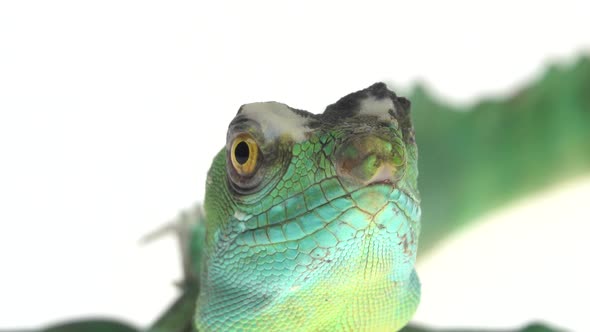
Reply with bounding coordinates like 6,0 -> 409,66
194,82 -> 420,331
23,56 -> 590,331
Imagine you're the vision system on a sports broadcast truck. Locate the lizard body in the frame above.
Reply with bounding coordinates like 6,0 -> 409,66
22,57 -> 590,332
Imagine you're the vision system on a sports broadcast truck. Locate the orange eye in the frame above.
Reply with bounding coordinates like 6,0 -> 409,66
230,134 -> 259,176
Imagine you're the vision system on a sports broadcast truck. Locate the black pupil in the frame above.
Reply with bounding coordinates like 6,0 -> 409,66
234,141 -> 250,165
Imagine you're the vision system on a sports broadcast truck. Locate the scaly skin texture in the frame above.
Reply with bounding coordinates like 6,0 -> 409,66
196,83 -> 421,331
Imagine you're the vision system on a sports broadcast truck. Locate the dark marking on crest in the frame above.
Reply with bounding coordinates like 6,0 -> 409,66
320,82 -> 415,145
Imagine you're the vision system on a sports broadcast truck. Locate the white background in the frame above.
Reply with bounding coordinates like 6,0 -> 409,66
1,1 -> 589,330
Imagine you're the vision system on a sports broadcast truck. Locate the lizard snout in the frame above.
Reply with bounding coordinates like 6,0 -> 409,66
335,134 -> 405,186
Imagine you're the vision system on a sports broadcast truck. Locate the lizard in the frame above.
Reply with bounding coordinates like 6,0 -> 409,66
143,55 -> 590,330
192,82 -> 421,331
22,55 -> 590,331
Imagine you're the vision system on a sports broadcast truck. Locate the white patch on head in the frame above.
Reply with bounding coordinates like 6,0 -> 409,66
358,96 -> 396,122
240,102 -> 311,142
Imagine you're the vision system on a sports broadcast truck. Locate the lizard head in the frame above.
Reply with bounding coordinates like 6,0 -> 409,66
198,83 -> 420,330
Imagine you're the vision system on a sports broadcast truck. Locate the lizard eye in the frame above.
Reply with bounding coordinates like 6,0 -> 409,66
230,133 -> 259,176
